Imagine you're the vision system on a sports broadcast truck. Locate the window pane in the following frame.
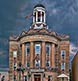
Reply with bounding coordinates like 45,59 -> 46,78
13,51 -> 17,57
61,63 -> 65,70
35,60 -> 40,67
26,43 -> 30,55
27,62 -> 30,67
61,50 -> 66,56
24,76 -> 27,81
46,61 -> 50,67
26,43 -> 30,68
48,76 -> 52,81
46,44 -> 50,55
61,50 -> 66,59
35,44 -> 41,54
27,48 -> 30,54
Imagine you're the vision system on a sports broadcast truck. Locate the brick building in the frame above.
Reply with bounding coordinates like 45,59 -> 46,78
72,51 -> 78,81
9,4 -> 70,81
0,68 -> 9,81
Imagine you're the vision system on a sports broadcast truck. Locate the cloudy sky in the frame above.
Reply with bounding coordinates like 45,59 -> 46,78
0,0 -> 78,68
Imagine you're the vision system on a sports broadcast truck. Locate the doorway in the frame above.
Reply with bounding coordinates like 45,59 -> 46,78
34,74 -> 41,81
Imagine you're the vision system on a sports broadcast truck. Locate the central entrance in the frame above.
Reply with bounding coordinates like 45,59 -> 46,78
34,74 -> 41,81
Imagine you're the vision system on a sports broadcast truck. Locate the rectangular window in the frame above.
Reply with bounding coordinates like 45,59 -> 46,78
48,76 -> 52,81
46,60 -> 50,67
13,51 -> 17,71
46,44 -> 50,55
61,63 -> 65,71
27,61 -> 30,67
14,75 -> 16,81
35,44 -> 41,54
24,76 -> 27,81
35,60 -> 40,68
26,43 -> 30,68
13,51 -> 17,57
26,43 -> 30,55
14,63 -> 17,70
61,50 -> 66,59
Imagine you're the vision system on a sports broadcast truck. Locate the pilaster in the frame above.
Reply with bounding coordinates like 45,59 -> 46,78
42,42 -> 45,68
22,44 -> 25,65
51,43 -> 55,67
30,42 -> 34,68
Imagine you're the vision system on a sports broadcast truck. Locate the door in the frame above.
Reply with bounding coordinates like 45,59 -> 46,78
34,74 -> 41,81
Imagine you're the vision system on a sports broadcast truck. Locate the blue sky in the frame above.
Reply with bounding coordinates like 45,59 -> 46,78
0,0 -> 78,68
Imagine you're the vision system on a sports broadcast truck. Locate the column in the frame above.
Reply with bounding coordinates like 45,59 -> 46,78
42,42 -> 46,68
41,12 -> 42,22
33,12 -> 35,23
22,44 -> 25,65
36,11 -> 38,22
30,42 -> 34,68
44,11 -> 46,23
51,44 -> 55,67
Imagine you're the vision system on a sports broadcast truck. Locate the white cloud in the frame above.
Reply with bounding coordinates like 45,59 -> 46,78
70,43 -> 78,55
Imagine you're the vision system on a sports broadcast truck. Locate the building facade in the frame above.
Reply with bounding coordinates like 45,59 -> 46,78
0,69 -> 9,81
9,4 -> 70,81
72,51 -> 78,81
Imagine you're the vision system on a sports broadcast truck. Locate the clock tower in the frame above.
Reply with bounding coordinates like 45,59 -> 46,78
31,4 -> 48,29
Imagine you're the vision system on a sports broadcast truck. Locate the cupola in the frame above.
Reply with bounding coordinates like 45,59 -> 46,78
31,4 -> 48,29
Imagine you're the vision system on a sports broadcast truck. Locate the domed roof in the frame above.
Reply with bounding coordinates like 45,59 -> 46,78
34,4 -> 45,8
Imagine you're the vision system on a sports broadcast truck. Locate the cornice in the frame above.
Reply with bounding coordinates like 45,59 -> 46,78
9,28 -> 69,42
